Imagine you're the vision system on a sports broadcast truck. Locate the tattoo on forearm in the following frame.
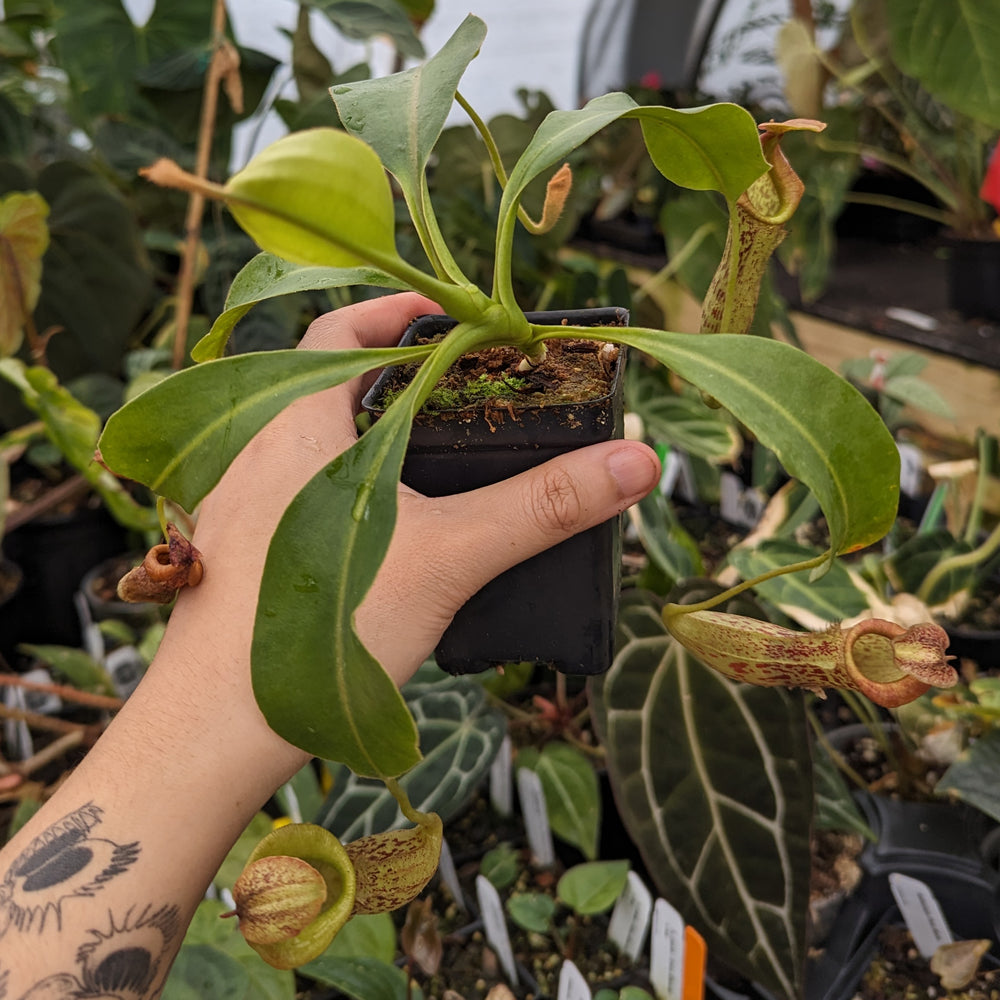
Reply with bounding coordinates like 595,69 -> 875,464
0,802 -> 139,937
0,803 -> 182,999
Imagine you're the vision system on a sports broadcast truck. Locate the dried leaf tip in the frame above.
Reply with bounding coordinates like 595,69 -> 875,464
139,159 -> 226,200
525,163 -> 573,235
116,522 -> 204,605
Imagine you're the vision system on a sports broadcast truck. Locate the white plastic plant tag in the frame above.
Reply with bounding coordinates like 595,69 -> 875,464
105,645 -> 145,700
18,668 -> 62,717
3,687 -> 33,762
516,766 -> 554,866
650,897 -> 686,1000
675,450 -> 698,505
659,447 -> 682,497
608,870 -> 653,961
490,733 -> 513,817
897,442 -> 924,498
719,472 -> 766,529
557,959 -> 591,1000
475,873 -> 518,983
889,872 -> 953,958
438,836 -> 466,911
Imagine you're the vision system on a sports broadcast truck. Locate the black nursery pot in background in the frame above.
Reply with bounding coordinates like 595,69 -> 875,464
945,236 -> 1000,322
363,307 -> 628,676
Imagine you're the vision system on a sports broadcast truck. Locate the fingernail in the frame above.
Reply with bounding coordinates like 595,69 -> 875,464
607,446 -> 659,499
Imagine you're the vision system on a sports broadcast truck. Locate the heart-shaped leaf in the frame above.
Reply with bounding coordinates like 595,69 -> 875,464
516,742 -> 601,860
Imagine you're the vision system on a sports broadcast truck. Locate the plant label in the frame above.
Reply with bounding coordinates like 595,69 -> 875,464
897,442 -> 924,498
889,873 -> 953,958
650,897 -> 686,1000
682,925 -> 707,1000
608,870 -> 653,961
516,766 -> 555,866
3,668 -> 60,762
476,873 -> 518,983
659,446 -> 698,504
105,645 -> 145,700
438,836 -> 467,912
719,471 -> 766,528
557,959 -> 592,1000
490,733 -> 513,817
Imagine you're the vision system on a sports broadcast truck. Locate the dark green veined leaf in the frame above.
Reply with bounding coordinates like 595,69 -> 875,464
194,253 -> 411,361
97,345 -> 433,511
590,592 -> 812,998
316,676 -> 506,839
626,365 -> 741,463
888,0 -> 1000,128
587,327 -> 899,559
516,742 -> 601,860
164,900 -> 295,1000
299,955 -> 415,1000
936,731 -> 1000,823
727,539 -> 871,624
162,945 -> 251,1000
306,0 -> 426,60
812,740 -> 876,840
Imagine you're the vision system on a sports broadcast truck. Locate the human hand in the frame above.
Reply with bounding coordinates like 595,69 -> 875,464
164,292 -> 660,722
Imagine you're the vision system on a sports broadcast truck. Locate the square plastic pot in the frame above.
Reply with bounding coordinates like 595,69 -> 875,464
362,307 -> 628,675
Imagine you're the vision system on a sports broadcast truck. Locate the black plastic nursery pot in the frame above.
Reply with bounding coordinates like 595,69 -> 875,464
945,235 -> 1000,322
363,307 -> 629,675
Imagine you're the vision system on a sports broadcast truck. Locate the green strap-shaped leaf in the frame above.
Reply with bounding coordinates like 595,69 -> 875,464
250,326 -> 482,773
888,0 -> 1000,128
97,346 -> 434,511
331,14 -> 486,193
252,399 -> 419,775
590,593 -> 812,997
502,99 -> 768,226
194,253 -> 412,361
936,731 -> 1000,823
549,326 -> 899,558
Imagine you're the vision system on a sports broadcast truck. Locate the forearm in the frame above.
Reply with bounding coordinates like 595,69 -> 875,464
0,586 -> 310,992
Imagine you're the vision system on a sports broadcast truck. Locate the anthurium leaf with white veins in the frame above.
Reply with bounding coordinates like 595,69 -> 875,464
315,677 -> 506,841
589,591 -> 812,999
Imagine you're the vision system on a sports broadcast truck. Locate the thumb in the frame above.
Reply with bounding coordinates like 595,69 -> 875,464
435,440 -> 661,599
